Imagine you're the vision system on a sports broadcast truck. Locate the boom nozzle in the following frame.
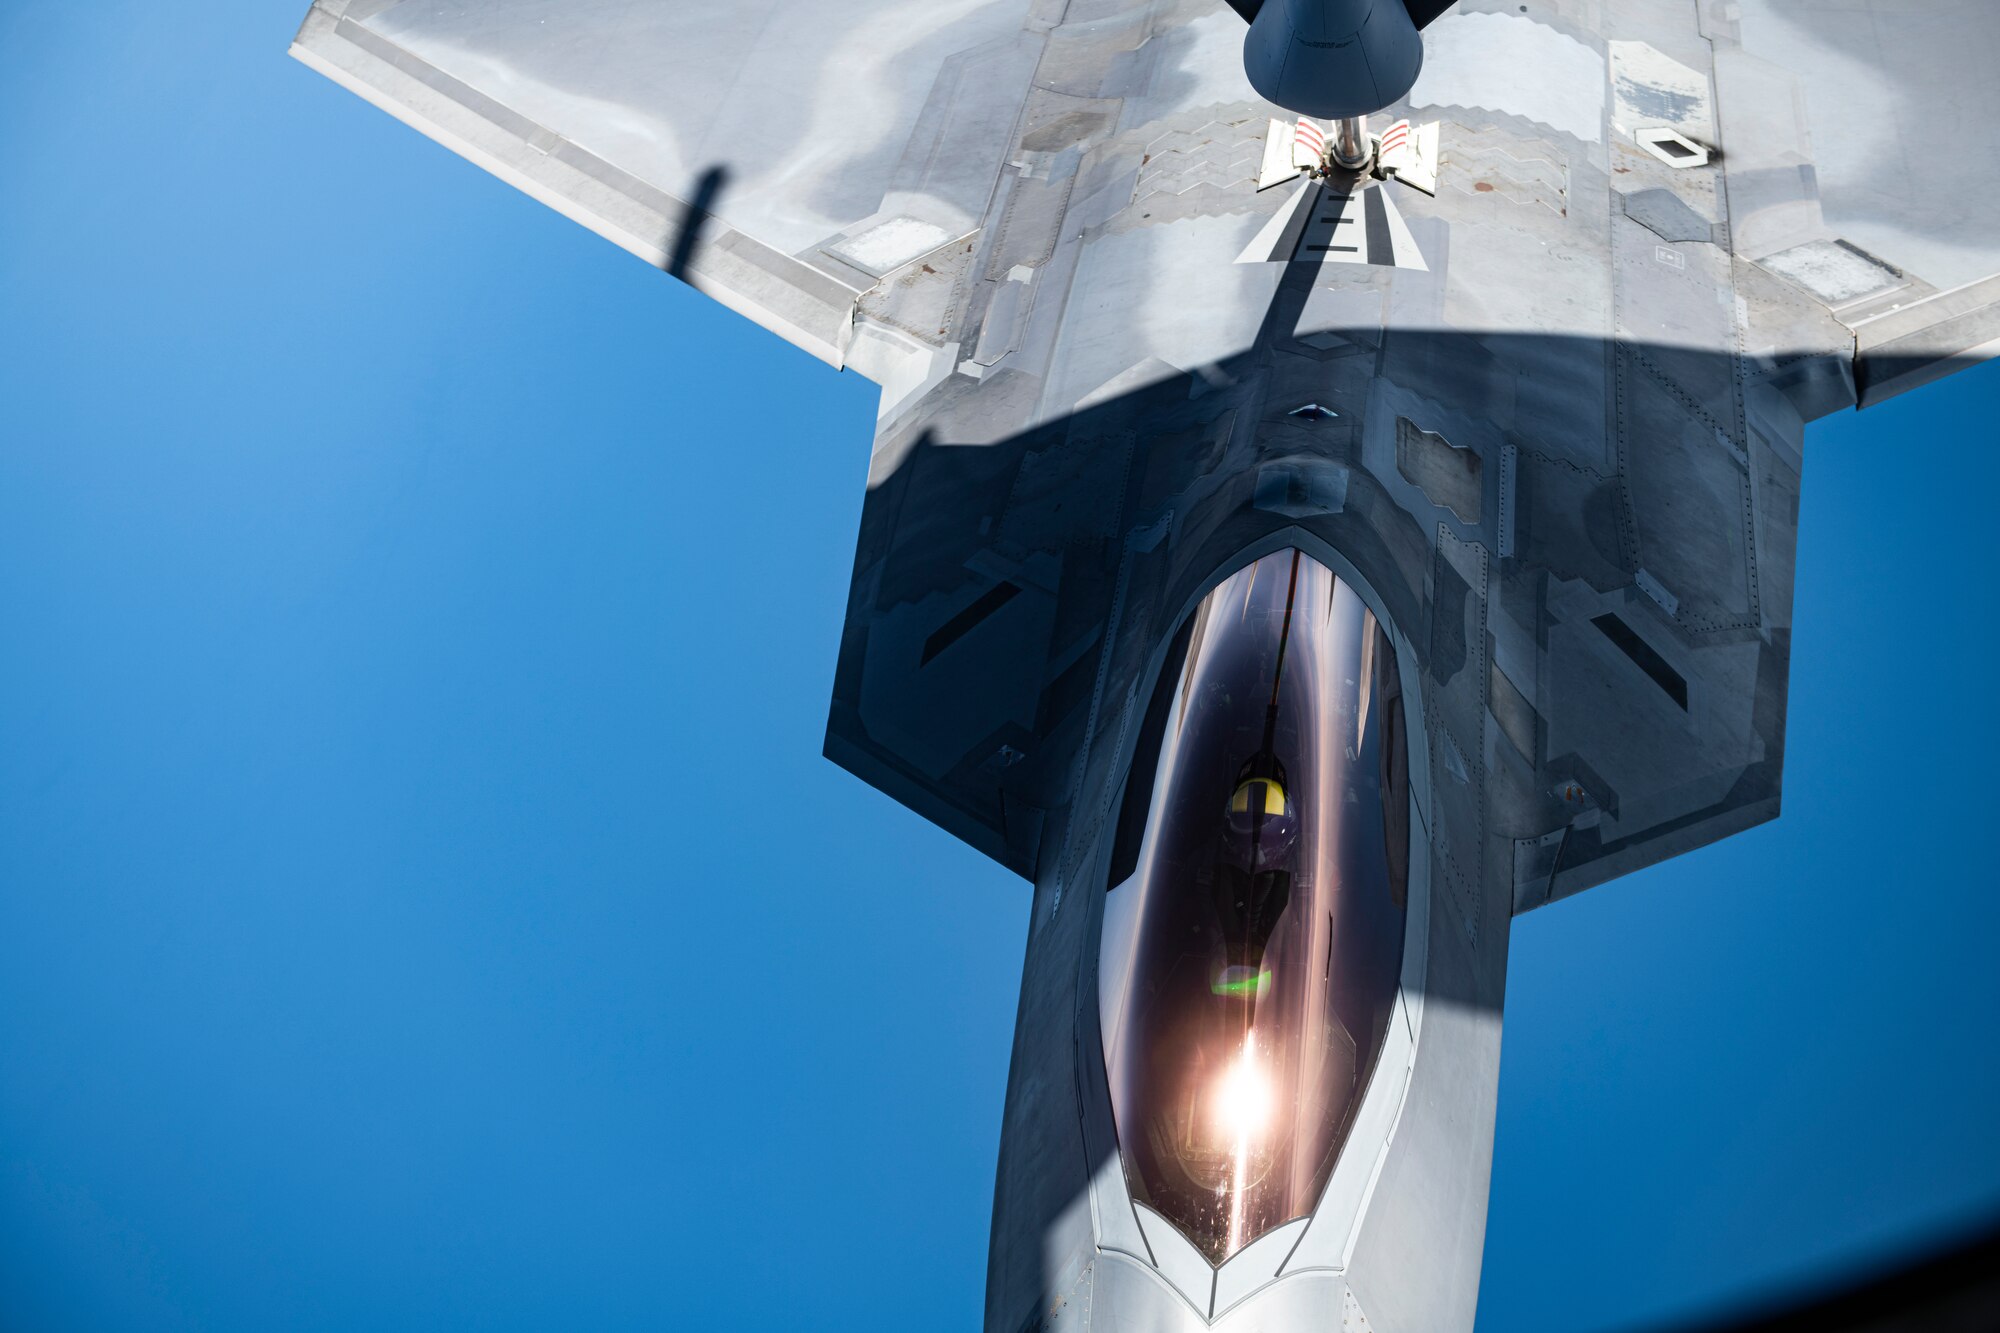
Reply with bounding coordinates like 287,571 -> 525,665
1242,0 -> 1424,119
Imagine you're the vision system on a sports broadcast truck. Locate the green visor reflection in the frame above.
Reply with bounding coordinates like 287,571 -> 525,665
1210,966 -> 1273,998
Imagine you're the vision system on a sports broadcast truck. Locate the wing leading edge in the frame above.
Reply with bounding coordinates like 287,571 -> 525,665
291,0 -> 1047,370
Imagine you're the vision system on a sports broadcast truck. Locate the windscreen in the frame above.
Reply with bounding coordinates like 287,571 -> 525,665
1098,549 -> 1409,1265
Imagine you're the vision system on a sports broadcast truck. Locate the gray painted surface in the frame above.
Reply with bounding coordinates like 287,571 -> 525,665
292,1 -> 2000,1327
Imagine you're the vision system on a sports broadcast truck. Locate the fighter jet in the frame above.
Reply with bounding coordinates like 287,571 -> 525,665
289,1 -> 2000,1328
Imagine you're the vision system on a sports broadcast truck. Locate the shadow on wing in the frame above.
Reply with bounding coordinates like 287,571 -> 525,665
666,164 -> 729,282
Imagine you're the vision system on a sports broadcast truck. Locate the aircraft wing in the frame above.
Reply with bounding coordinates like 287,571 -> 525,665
295,0 -> 2000,909
290,0 -> 1052,370
1720,1 -> 2000,407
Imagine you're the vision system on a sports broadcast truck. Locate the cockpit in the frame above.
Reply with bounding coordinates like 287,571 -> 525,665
1098,548 -> 1411,1265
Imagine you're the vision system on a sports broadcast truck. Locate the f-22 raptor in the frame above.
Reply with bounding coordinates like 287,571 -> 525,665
291,1 -> 2000,1327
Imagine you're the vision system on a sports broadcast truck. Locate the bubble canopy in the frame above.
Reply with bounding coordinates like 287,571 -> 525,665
1098,549 -> 1411,1266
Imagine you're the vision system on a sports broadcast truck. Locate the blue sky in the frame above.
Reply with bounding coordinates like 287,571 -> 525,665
3,3 -> 1996,1330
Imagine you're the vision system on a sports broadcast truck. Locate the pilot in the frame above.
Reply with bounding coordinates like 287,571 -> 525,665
1211,754 -> 1301,994
1223,757 -> 1299,873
